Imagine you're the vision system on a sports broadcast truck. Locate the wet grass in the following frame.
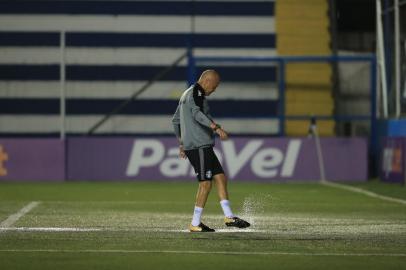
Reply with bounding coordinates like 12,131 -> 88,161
0,181 -> 405,270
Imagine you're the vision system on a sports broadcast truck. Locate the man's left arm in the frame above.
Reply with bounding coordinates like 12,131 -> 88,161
204,101 -> 229,140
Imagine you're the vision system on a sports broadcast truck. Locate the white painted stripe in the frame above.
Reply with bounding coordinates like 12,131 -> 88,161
0,115 -> 279,134
0,15 -> 275,33
321,181 -> 406,206
0,249 -> 404,257
0,48 -> 60,64
0,48 -> 189,65
67,48 -> 188,66
199,148 -> 205,180
0,227 -> 101,232
7,226 -> 403,235
162,228 -> 267,233
195,48 -> 278,57
48,201 -> 192,204
0,211 -> 404,227
0,47 -> 277,65
196,16 -> 275,33
217,118 -> 279,134
0,81 -> 278,100
0,227 -> 263,233
0,202 -> 40,228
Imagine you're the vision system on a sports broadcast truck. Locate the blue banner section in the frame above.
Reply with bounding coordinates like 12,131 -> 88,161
0,65 -> 59,80
0,65 -> 277,82
0,1 -> 274,16
380,137 -> 405,184
0,32 -> 276,48
69,33 -> 276,48
0,32 -> 59,46
0,99 -> 279,117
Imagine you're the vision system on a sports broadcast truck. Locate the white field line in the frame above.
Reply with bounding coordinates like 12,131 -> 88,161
0,227 -> 264,233
0,227 -> 101,232
47,201 -> 191,205
321,181 -> 406,206
165,228 -> 268,233
0,202 -> 40,228
0,249 -> 405,257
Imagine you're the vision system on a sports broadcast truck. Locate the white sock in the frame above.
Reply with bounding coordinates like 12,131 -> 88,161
220,200 -> 234,218
191,206 -> 203,226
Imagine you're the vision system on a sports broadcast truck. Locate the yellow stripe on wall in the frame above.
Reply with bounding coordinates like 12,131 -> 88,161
276,0 -> 334,136
285,120 -> 335,137
286,63 -> 332,85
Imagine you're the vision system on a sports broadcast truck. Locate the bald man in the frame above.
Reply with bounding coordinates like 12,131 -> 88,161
172,70 -> 250,232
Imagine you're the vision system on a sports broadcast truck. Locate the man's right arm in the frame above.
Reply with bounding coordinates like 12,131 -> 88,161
172,103 -> 182,143
172,103 -> 186,158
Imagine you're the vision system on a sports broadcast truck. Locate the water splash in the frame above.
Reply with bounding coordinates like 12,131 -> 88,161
240,193 -> 271,226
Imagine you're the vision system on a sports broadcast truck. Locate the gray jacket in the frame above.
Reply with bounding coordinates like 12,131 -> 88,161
172,84 -> 215,150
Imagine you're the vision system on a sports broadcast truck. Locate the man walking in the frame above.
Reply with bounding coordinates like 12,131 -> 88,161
172,70 -> 250,232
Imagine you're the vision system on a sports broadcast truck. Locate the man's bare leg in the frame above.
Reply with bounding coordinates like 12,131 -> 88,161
190,180 -> 213,230
195,180 -> 212,208
213,173 -> 229,201
189,181 -> 214,232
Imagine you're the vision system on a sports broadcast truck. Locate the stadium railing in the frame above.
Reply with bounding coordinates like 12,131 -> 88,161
187,53 -> 377,149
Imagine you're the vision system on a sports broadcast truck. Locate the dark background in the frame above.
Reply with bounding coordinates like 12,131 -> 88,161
335,0 -> 406,51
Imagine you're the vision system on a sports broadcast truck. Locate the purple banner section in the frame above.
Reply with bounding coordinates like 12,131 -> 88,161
67,137 -> 367,182
380,137 -> 405,184
0,139 -> 65,181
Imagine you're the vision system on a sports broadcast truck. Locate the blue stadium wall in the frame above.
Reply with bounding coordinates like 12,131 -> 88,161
0,0 -> 278,136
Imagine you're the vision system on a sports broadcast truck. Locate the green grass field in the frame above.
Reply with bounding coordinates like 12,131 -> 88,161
0,181 -> 405,270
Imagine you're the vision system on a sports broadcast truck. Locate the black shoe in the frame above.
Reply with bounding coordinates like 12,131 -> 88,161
189,222 -> 215,232
224,217 -> 250,228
